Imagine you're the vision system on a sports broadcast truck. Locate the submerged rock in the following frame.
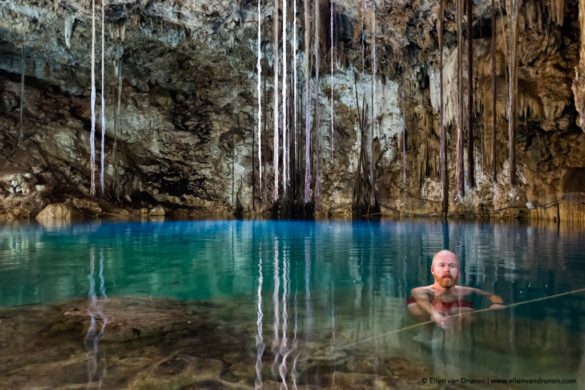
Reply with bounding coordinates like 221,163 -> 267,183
128,354 -> 224,389
0,295 -> 441,389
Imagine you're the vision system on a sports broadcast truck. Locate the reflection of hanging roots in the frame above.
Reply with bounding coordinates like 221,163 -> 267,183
255,253 -> 264,389
271,237 -> 281,377
278,250 -> 290,389
85,249 -> 108,387
334,287 -> 585,351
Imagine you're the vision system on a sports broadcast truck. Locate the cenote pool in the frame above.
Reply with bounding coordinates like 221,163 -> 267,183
1,220 -> 584,389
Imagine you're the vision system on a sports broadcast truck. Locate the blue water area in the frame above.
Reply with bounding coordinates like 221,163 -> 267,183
1,219 -> 584,387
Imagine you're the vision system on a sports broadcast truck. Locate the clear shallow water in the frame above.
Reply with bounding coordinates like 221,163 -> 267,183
1,219 -> 585,388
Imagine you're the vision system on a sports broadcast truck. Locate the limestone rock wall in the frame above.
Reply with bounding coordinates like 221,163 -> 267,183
0,0 -> 583,221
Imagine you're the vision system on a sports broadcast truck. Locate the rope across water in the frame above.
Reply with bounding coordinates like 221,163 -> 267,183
334,287 -> 585,351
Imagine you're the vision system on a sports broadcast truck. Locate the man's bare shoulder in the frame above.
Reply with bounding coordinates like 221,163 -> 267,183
453,285 -> 476,294
453,285 -> 494,297
411,285 -> 434,297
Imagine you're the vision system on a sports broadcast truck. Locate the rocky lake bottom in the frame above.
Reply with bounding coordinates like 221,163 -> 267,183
1,296 -> 446,389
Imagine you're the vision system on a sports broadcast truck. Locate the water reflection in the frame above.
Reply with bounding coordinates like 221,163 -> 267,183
429,325 -> 473,380
255,248 -> 264,389
271,236 -> 280,377
278,241 -> 290,389
580,336 -> 585,387
291,294 -> 299,390
84,247 -> 108,387
2,219 -> 585,316
1,219 -> 585,387
304,234 -> 312,340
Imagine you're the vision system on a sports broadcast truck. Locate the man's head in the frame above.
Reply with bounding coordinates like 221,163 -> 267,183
431,250 -> 459,289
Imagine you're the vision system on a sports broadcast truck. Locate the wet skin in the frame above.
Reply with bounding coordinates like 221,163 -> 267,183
409,250 -> 505,328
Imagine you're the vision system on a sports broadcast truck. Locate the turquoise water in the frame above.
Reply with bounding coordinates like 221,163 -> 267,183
1,219 -> 585,388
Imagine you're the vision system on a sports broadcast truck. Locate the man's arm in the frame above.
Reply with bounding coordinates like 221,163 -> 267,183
467,287 -> 505,309
411,287 -> 434,316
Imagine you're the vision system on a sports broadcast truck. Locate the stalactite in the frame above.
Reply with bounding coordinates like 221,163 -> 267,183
330,0 -> 334,155
263,76 -> 269,204
64,15 -> 75,49
313,0 -> 321,208
119,22 -> 126,42
549,0 -> 566,25
253,101 -> 256,213
257,0 -> 263,201
424,138 -> 429,181
352,74 -> 373,217
303,0 -> 312,204
369,0 -> 376,204
507,0 -> 521,187
282,0 -> 288,195
90,0 -> 97,196
399,90 -> 408,185
402,120 -> 407,186
371,1 -> 377,138
456,0 -> 465,200
273,0 -> 280,202
18,46 -> 25,143
112,60 -> 123,201
361,0 -> 365,73
232,124 -> 235,208
100,0 -> 106,195
351,0 -> 378,216
491,0 -> 497,181
439,0 -> 448,215
293,0 -> 298,196
289,87 -> 296,201
466,0 -> 475,188
286,86 -> 295,210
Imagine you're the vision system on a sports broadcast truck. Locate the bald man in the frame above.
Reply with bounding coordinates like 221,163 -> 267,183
408,250 -> 505,328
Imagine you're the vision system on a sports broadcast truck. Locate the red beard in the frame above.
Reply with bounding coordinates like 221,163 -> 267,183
439,274 -> 456,288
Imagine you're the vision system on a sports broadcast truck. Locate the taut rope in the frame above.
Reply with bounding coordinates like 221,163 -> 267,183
335,287 -> 585,351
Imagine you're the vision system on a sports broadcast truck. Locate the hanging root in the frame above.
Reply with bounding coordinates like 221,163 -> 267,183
100,0 -> 106,195
18,46 -> 25,143
352,72 -> 378,218
273,0 -> 280,203
90,0 -> 97,196
257,0 -> 263,202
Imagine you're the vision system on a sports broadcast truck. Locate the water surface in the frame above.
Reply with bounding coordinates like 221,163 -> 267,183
1,219 -> 584,388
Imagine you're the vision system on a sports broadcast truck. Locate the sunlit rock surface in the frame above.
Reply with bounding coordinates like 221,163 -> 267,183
0,0 -> 584,220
